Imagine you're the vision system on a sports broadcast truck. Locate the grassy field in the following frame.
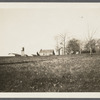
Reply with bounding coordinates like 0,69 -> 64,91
0,54 -> 100,92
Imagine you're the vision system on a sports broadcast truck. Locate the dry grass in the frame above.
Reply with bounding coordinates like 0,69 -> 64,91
0,54 -> 100,92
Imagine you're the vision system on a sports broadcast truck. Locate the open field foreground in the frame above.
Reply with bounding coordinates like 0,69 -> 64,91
0,54 -> 100,92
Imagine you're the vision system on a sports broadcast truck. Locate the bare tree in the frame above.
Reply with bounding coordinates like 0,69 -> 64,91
86,25 -> 97,55
78,40 -> 84,54
55,35 -> 62,55
55,33 -> 68,55
59,33 -> 66,55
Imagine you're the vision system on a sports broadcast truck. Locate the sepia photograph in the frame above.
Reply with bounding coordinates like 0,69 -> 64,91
0,3 -> 100,94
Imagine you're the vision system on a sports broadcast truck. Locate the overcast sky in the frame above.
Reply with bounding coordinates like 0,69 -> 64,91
0,3 -> 100,56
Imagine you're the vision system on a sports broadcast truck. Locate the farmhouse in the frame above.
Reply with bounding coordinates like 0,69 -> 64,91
39,49 -> 55,56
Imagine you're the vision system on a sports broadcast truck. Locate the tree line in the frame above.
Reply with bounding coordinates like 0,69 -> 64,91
55,32 -> 100,55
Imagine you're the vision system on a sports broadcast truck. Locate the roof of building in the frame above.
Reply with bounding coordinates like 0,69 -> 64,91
8,53 -> 21,56
39,49 -> 54,54
9,53 -> 28,56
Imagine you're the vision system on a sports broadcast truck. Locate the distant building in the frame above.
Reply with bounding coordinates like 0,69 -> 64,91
21,47 -> 25,56
95,44 -> 100,54
8,53 -> 21,57
39,49 -> 55,56
76,51 -> 79,54
8,47 -> 28,57
31,54 -> 37,57
21,47 -> 28,57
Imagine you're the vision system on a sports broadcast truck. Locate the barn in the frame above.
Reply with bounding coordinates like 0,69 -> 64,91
8,47 -> 28,57
39,49 -> 55,56
8,53 -> 21,57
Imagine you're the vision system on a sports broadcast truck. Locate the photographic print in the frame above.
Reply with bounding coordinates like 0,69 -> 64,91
0,3 -> 100,93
